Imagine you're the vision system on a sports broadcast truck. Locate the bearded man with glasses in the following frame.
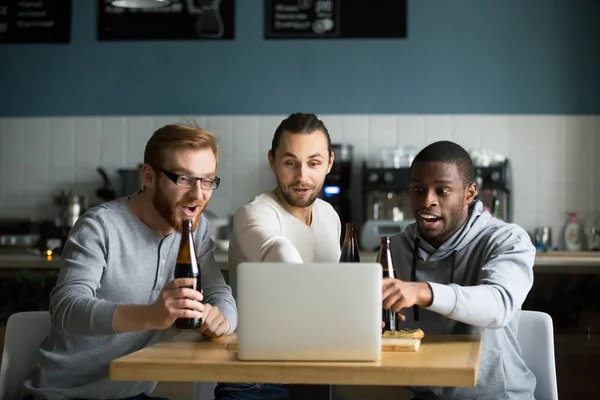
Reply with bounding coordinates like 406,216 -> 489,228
22,123 -> 237,400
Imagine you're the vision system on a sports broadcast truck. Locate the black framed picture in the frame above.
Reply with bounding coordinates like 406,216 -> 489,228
97,0 -> 235,41
0,0 -> 71,44
265,0 -> 407,39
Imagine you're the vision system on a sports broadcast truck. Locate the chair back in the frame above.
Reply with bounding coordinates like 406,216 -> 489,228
517,310 -> 559,400
194,382 -> 217,400
0,311 -> 51,400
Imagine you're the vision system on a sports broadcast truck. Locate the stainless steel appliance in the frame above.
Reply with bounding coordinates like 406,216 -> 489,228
474,159 -> 512,222
318,144 -> 353,244
0,218 -> 66,256
53,191 -> 86,228
360,165 -> 413,251
359,219 -> 415,253
0,219 -> 41,255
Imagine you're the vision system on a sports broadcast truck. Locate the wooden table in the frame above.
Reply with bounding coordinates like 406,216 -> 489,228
110,332 -> 483,399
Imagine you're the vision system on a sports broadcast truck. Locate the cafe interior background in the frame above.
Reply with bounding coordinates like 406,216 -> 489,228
1,0 -> 599,398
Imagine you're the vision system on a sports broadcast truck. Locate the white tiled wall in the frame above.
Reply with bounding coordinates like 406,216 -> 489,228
1,115 -> 599,247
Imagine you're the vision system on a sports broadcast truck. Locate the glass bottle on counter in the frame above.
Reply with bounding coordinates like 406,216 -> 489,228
174,219 -> 202,329
340,222 -> 361,262
378,236 -> 397,332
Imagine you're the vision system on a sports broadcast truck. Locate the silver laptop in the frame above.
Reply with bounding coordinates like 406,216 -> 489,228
236,262 -> 382,361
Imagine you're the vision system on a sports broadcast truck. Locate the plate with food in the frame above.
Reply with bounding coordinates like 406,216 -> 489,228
381,328 -> 424,352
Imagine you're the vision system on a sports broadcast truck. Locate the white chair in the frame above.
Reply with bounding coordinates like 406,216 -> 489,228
517,310 -> 559,400
0,311 -> 51,400
194,382 -> 217,400
0,311 -> 216,400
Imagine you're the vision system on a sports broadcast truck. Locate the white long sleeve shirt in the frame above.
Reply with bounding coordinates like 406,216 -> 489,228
228,191 -> 342,270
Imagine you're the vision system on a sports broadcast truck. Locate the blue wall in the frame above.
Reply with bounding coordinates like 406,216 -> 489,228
1,0 -> 599,116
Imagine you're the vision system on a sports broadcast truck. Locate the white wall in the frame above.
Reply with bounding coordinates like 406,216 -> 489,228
1,114 -> 598,247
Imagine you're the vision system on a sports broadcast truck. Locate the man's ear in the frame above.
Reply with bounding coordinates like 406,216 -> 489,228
141,164 -> 157,190
465,182 -> 477,204
326,151 -> 335,174
268,150 -> 275,172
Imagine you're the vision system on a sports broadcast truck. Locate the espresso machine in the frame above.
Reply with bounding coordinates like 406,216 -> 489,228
360,164 -> 415,251
473,159 -> 512,222
318,144 -> 353,244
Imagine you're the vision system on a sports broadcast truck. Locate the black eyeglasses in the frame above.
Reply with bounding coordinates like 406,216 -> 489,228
156,166 -> 221,190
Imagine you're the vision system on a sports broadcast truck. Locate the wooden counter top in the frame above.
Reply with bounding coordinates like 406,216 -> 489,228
532,252 -> 600,273
0,254 -> 63,269
359,251 -> 600,274
110,332 -> 483,387
2,251 -> 600,274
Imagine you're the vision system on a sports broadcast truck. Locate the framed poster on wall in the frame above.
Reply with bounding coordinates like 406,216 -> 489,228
0,0 -> 71,43
265,0 -> 407,39
98,0 -> 234,40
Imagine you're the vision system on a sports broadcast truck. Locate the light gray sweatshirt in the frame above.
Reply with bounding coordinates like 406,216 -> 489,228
390,201 -> 536,400
23,197 -> 237,400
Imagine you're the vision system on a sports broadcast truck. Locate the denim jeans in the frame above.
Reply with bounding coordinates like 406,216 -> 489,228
214,383 -> 290,400
23,395 -> 169,400
121,395 -> 169,400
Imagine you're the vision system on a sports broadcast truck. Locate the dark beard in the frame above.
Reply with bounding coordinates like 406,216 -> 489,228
421,209 -> 469,248
152,186 -> 204,232
278,181 -> 320,208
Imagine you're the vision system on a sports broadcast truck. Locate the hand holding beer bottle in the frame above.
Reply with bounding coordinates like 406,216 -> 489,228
149,278 -> 204,330
174,219 -> 202,329
145,219 -> 205,331
170,219 -> 230,337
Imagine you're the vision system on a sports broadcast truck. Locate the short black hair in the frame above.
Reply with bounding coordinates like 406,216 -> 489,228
411,140 -> 474,186
271,113 -> 332,156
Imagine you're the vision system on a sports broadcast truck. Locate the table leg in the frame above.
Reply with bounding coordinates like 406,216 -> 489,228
289,384 -> 335,400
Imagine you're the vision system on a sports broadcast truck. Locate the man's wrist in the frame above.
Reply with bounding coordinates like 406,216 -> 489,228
417,282 -> 433,308
114,304 -> 158,333
140,303 -> 161,330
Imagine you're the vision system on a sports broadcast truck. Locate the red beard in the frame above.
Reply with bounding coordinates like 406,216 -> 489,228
152,186 -> 205,232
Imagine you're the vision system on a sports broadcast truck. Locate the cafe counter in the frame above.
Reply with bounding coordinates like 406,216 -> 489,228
1,251 -> 600,275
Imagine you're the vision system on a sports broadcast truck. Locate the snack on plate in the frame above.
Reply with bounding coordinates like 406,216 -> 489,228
382,328 -> 425,340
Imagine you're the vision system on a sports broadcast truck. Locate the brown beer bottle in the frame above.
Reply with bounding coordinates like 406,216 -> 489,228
339,222 -> 361,262
378,236 -> 397,332
174,219 -> 202,329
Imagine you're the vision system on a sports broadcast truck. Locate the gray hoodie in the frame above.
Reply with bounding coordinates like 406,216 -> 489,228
390,201 -> 536,400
